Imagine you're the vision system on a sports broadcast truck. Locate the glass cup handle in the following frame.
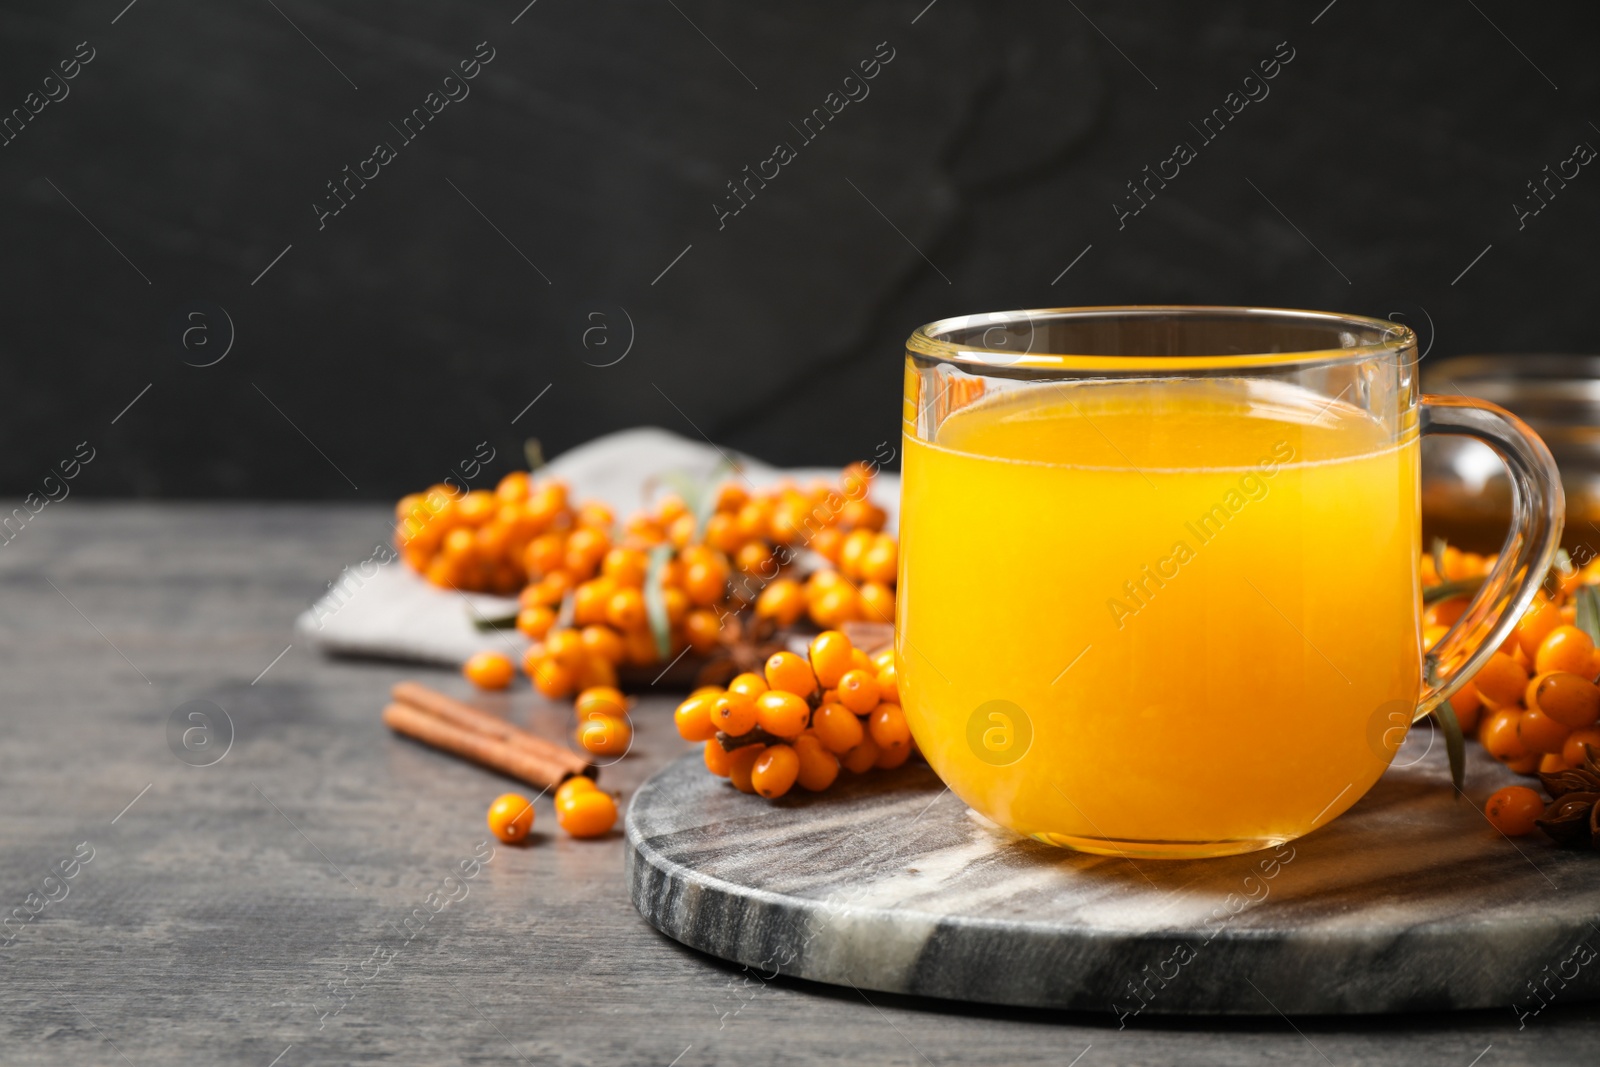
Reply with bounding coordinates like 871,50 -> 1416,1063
1417,394 -> 1565,718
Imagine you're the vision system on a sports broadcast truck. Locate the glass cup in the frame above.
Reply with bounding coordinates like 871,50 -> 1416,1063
897,306 -> 1563,859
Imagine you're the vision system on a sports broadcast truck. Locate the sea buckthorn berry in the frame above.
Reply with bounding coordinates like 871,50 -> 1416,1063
756,578 -> 806,626
1529,672 -> 1600,728
752,745 -> 800,799
529,571 -> 573,606
812,526 -> 845,564
581,625 -> 626,666
1517,596 -> 1563,660
605,587 -> 647,632
1448,679 -> 1481,718
1562,727 -> 1600,766
464,651 -> 515,691
1423,597 -> 1468,630
1422,624 -> 1450,651
860,535 -> 898,584
704,512 -> 744,554
841,737 -> 881,774
712,692 -> 759,736
868,703 -> 910,749
871,647 -> 895,672
765,651 -> 817,697
809,631 -> 855,689
727,672 -> 768,701
684,557 -> 730,607
576,501 -> 614,531
656,493 -> 688,523
474,522 -> 511,558
838,529 -> 876,579
735,501 -> 769,542
487,793 -> 535,844
516,606 -> 556,640
684,610 -> 722,655
529,656 -> 577,699
804,574 -> 842,611
1518,707 -> 1571,755
810,585 -> 859,629
793,735 -> 841,792
601,547 -> 648,587
565,528 -> 611,578
458,491 -> 498,526
810,702 -> 864,755
850,648 -> 873,672
661,586 -> 689,625
1506,752 -> 1542,775
1479,709 -> 1528,763
704,736 -> 734,776
443,527 -> 477,561
1473,652 -> 1529,708
715,483 -> 749,513
495,471 -> 532,503
756,691 -> 810,739
1539,752 -> 1571,775
674,691 -> 721,742
572,578 -> 614,626
524,533 -> 566,577
554,775 -> 596,808
557,789 -> 617,838
836,669 -> 880,714
734,540 -> 774,576
578,713 -> 631,757
875,741 -> 912,770
858,581 -> 896,623
727,745 -> 764,793
575,686 -> 628,721
839,498 -> 886,531
545,629 -> 587,670
1537,625 -> 1596,677
1484,785 -> 1544,836
875,662 -> 900,706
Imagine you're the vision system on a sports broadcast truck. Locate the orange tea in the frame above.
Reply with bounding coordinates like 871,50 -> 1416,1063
897,377 -> 1422,856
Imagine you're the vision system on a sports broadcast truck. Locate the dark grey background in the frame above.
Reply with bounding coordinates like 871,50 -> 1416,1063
2,0 -> 1596,497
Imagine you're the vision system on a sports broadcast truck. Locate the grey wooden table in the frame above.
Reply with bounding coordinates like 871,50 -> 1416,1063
3,503 -> 1596,1066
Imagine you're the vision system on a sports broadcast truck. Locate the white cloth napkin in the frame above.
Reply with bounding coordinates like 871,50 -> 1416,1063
295,427 -> 900,667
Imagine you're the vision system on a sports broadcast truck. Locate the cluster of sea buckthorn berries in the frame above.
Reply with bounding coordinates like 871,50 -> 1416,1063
1423,547 -> 1600,833
518,538 -> 733,699
486,777 -> 618,844
395,472 -> 587,595
437,460 -> 895,701
673,629 -> 910,799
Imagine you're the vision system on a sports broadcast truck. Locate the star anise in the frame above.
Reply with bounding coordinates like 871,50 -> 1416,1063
1536,749 -> 1600,848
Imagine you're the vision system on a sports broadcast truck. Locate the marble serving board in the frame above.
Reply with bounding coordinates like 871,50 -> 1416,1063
625,732 -> 1600,1016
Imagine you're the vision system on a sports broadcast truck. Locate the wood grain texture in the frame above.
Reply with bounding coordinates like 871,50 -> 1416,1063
0,503 -> 1597,1065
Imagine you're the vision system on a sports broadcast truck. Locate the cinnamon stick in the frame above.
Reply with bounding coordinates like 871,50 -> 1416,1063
382,703 -> 589,790
385,681 -> 592,786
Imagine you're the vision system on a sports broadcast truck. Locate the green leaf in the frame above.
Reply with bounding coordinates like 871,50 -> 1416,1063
1433,699 -> 1467,793
644,544 -> 675,661
523,438 -> 545,473
1422,576 -> 1483,604
1576,585 -> 1600,646
1430,536 -> 1449,582
471,609 -> 519,632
